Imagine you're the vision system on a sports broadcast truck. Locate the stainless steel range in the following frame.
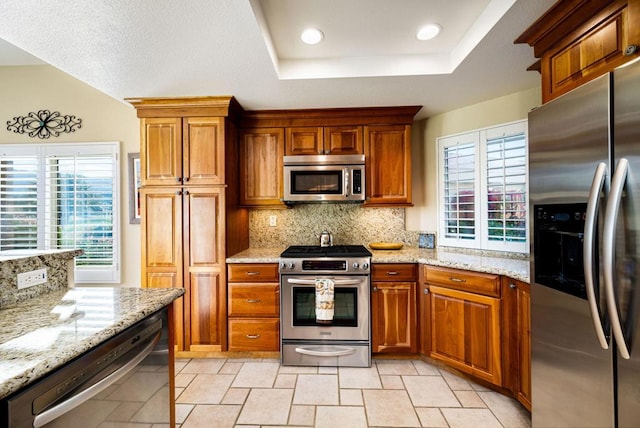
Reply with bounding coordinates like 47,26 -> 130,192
279,245 -> 372,367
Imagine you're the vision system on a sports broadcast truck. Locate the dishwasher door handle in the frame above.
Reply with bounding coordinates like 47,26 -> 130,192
33,332 -> 161,428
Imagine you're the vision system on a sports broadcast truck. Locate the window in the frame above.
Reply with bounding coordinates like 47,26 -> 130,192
0,143 -> 120,282
437,121 -> 528,254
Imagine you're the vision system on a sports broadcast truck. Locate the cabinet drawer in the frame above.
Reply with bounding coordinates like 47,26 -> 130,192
228,263 -> 279,282
228,319 -> 280,351
228,283 -> 279,317
424,265 -> 500,297
372,264 -> 416,281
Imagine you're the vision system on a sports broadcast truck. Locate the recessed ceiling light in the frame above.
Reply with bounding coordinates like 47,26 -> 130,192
301,28 -> 324,45
416,24 -> 441,41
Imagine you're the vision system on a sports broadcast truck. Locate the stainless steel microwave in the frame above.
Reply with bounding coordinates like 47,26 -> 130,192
283,154 -> 365,203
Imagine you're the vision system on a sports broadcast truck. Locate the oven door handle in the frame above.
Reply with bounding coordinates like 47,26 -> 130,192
294,346 -> 357,357
286,278 -> 363,286
33,332 -> 161,428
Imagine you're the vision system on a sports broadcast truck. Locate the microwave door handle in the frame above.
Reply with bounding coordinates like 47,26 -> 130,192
287,278 -> 363,286
603,158 -> 630,359
345,169 -> 350,196
584,162 -> 609,350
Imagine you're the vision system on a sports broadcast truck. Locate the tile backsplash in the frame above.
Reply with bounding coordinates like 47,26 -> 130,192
249,204 -> 421,248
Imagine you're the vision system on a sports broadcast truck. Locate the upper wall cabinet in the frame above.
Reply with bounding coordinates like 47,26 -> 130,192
516,0 -> 640,103
285,126 -> 364,155
240,106 -> 421,207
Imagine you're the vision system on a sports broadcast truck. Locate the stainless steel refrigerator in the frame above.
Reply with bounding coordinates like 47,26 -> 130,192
529,58 -> 640,427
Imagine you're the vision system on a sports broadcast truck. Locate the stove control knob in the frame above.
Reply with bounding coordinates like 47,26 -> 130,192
362,262 -> 369,270
352,262 -> 359,269
279,262 -> 285,269
287,262 -> 294,269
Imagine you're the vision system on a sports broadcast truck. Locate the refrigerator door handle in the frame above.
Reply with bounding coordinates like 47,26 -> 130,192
584,162 -> 609,349
603,157 -> 630,359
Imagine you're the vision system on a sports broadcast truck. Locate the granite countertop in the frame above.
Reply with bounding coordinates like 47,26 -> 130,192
227,246 -> 530,283
0,286 -> 184,400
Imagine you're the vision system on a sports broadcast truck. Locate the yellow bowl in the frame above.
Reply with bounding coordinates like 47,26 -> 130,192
369,242 -> 404,250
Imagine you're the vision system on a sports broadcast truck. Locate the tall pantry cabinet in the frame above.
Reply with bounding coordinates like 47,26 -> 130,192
127,96 -> 249,354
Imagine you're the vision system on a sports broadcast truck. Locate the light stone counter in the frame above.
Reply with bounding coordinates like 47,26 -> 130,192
226,246 -> 530,283
0,286 -> 184,400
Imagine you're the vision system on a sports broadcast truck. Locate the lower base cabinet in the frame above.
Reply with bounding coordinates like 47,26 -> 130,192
423,265 -> 502,386
371,264 -> 417,353
227,263 -> 280,352
502,277 -> 531,410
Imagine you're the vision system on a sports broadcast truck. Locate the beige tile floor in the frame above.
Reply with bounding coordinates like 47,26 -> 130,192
174,358 -> 531,428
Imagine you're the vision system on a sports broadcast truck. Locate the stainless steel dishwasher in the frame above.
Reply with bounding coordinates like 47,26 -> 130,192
1,308 -> 173,427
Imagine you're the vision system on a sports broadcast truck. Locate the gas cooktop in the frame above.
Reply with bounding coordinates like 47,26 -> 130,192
280,245 -> 372,258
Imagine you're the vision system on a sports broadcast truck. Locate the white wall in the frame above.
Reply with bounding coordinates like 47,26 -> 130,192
406,87 -> 542,233
0,65 -> 141,286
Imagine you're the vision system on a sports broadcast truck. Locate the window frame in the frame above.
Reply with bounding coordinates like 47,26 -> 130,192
437,120 -> 529,254
0,142 -> 121,283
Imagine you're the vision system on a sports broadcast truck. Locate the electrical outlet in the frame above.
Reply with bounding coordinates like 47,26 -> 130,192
269,215 -> 277,227
17,268 -> 47,290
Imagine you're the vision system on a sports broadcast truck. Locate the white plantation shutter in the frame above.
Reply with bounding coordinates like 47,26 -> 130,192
0,143 -> 120,282
483,131 -> 527,252
438,120 -> 528,254
443,143 -> 477,240
0,150 -> 40,250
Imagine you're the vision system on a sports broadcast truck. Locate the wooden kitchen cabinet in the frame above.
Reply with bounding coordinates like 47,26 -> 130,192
516,0 -> 640,103
285,126 -> 363,156
141,186 -> 226,352
424,265 -> 502,386
240,106 -> 420,207
227,263 -> 280,352
502,277 -> 531,410
239,128 -> 285,206
140,116 -> 225,186
130,96 -> 249,355
364,124 -> 412,206
371,264 -> 417,353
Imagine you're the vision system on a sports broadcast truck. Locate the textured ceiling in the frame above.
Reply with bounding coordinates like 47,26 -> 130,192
0,0 -> 555,119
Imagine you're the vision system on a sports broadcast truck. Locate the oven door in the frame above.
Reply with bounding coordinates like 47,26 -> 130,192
280,275 -> 370,342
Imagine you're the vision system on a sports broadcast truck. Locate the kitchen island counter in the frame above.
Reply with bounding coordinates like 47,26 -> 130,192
0,286 -> 184,400
227,246 -> 529,283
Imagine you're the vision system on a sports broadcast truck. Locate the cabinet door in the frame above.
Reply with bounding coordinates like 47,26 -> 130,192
141,118 -> 182,186
429,285 -> 502,385
364,124 -> 412,206
183,117 -> 224,185
140,187 -> 185,349
239,128 -> 285,206
324,126 -> 363,155
286,127 -> 323,155
502,278 -> 531,410
184,187 -> 226,351
371,281 -> 417,353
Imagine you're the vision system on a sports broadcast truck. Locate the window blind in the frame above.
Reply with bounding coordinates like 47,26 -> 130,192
485,133 -> 527,244
443,142 -> 476,240
0,143 -> 119,282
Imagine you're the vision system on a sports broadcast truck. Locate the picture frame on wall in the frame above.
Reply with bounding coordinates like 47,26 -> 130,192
128,153 -> 141,224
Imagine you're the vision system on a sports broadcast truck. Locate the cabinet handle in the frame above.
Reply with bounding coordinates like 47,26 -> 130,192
386,271 -> 399,276
184,190 -> 189,195
423,288 -> 429,295
175,190 -> 182,195
176,177 -> 181,182
183,177 -> 189,182
372,286 -> 378,292
246,299 -> 262,303
326,149 -> 331,155
509,283 -> 516,290
246,271 -> 260,276
246,334 -> 261,339
449,277 -> 466,283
